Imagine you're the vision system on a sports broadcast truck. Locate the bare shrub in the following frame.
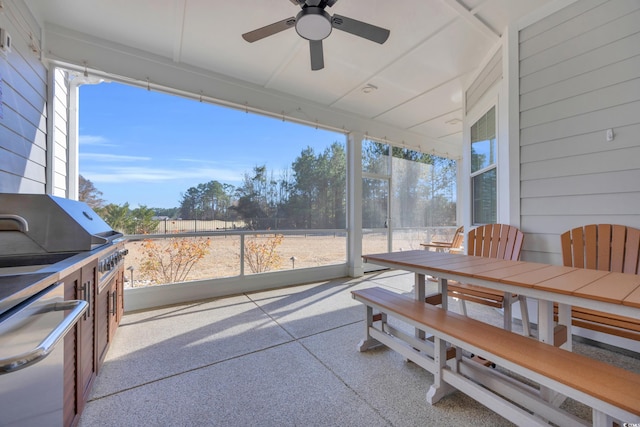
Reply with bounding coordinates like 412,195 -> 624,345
244,234 -> 284,273
139,237 -> 211,284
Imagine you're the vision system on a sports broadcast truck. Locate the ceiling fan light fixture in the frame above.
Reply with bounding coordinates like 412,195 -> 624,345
296,7 -> 332,40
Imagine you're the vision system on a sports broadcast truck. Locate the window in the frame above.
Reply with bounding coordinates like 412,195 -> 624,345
470,106 -> 497,224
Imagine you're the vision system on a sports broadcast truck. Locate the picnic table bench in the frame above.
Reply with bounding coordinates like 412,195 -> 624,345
352,286 -> 640,427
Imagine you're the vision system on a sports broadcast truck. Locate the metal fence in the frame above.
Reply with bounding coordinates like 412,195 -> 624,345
152,219 -> 247,234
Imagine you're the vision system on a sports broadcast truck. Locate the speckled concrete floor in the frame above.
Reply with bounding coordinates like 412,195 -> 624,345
78,270 -> 640,427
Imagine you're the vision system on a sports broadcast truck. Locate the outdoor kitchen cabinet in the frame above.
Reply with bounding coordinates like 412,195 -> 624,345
0,194 -> 127,426
97,265 -> 124,367
63,260 -> 97,427
63,258 -> 125,426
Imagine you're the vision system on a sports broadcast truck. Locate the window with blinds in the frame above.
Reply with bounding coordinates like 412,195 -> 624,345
470,106 -> 497,224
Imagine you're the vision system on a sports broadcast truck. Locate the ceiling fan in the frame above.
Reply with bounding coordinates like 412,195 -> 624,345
242,0 -> 390,71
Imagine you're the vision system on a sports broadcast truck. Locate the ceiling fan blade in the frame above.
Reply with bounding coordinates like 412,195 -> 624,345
309,40 -> 324,70
242,17 -> 296,43
331,14 -> 390,44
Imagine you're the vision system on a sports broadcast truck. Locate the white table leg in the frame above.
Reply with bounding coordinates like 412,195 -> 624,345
538,299 -> 554,345
438,277 -> 448,310
503,297 -> 513,331
415,273 -> 426,341
557,303 -> 572,351
538,299 -> 568,405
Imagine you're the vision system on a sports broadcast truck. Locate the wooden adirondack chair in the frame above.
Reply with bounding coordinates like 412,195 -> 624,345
421,226 -> 464,252
560,224 -> 640,341
447,224 -> 531,336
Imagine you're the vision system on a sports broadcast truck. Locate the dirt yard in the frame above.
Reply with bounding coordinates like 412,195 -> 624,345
123,229 -> 453,287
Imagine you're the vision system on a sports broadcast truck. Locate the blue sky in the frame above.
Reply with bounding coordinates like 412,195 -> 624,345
79,82 -> 344,209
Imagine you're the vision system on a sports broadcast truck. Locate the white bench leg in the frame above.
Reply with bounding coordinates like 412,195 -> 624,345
591,409 -> 613,427
426,337 -> 456,404
357,305 -> 382,352
458,298 -> 467,316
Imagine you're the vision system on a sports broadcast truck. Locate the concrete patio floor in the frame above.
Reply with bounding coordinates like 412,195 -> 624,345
78,270 -> 640,426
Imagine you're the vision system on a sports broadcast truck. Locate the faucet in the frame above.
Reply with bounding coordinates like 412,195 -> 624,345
0,214 -> 29,232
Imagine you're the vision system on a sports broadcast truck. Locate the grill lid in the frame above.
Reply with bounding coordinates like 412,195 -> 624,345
0,194 -> 122,255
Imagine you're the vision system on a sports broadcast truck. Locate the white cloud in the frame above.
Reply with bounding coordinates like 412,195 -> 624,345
79,135 -> 113,146
81,153 -> 152,162
177,158 -> 224,165
83,165 -> 244,184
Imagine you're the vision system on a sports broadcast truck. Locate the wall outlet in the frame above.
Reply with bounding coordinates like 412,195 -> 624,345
0,28 -> 11,53
606,128 -> 614,142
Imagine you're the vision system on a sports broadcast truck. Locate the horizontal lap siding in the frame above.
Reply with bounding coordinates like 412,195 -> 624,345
518,0 -> 640,264
52,68 -> 69,196
0,1 -> 48,193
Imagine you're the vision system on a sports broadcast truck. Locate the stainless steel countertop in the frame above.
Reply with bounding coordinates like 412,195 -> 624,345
0,244 -> 118,318
0,272 -> 58,318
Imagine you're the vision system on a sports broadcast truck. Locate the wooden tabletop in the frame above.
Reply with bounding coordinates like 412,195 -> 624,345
363,250 -> 640,311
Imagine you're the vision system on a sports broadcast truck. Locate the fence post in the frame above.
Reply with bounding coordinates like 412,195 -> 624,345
240,234 -> 245,276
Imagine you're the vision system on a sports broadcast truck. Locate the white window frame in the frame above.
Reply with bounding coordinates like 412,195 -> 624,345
469,104 -> 498,225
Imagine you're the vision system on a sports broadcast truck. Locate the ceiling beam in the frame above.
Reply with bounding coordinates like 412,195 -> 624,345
440,0 -> 500,40
172,0 -> 187,63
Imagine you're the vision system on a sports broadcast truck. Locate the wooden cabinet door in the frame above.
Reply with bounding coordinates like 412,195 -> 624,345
79,261 -> 97,402
96,274 -> 114,368
63,269 -> 81,427
109,279 -> 118,341
63,260 -> 97,427
117,268 -> 125,323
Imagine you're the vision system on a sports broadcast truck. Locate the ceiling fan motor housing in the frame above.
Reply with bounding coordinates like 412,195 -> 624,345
296,7 -> 332,40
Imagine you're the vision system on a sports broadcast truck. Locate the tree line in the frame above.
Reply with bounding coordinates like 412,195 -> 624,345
179,142 -> 346,229
79,175 -> 159,234
80,141 -> 457,233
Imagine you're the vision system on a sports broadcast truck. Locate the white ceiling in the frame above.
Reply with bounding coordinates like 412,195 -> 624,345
24,0 -> 552,158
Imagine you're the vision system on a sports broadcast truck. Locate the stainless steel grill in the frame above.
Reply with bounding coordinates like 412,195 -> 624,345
0,194 -> 123,426
0,194 -> 123,259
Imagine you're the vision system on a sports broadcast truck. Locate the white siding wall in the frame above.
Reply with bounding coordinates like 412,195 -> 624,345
519,0 -> 640,264
50,67 -> 70,197
0,0 -> 47,194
